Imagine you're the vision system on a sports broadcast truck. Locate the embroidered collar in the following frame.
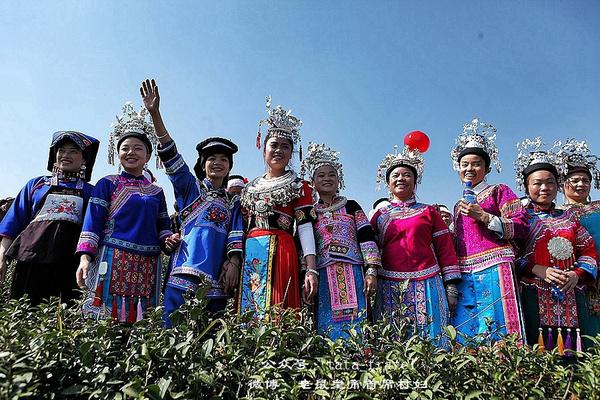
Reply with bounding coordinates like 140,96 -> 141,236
562,201 -> 588,208
528,200 -> 556,213
390,196 -> 416,208
472,180 -> 490,195
48,174 -> 84,188
316,196 -> 347,214
120,171 -> 149,182
201,178 -> 226,193
200,178 -> 228,202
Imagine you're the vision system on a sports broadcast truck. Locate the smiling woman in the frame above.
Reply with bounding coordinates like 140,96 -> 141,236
515,138 -> 599,352
557,138 -> 600,345
450,118 -> 528,345
140,78 -> 243,327
75,103 -> 176,324
0,131 -> 99,305
238,98 -> 318,320
371,145 -> 460,348
300,142 -> 381,340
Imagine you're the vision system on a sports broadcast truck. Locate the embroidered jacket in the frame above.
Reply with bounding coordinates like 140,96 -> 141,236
0,176 -> 94,239
76,172 -> 172,257
371,197 -> 460,283
564,201 -> 600,260
517,203 -> 598,284
314,198 -> 381,270
454,183 -> 529,273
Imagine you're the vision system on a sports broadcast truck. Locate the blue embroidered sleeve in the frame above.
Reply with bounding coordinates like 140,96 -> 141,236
158,140 -> 200,210
0,176 -> 46,239
157,189 -> 173,242
76,177 -> 114,257
227,198 -> 244,257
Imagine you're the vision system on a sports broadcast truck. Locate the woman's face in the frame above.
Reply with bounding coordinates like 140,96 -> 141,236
313,165 -> 339,197
264,137 -> 292,172
55,141 -> 84,173
119,137 -> 150,174
563,171 -> 591,204
204,153 -> 230,183
527,170 -> 558,207
459,154 -> 487,186
388,166 -> 415,201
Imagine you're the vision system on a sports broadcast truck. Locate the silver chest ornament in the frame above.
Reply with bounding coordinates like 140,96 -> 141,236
547,236 -> 574,262
241,171 -> 304,228
546,236 -> 574,301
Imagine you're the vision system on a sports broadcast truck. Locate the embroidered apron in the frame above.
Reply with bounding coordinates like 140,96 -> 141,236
7,181 -> 85,264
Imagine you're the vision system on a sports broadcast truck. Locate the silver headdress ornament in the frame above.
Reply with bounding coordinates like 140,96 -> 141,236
376,144 -> 425,189
256,96 -> 303,159
558,138 -> 600,189
300,142 -> 345,189
108,102 -> 159,167
514,137 -> 566,192
450,117 -> 501,173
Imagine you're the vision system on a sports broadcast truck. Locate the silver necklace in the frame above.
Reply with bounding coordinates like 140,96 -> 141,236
241,171 -> 303,220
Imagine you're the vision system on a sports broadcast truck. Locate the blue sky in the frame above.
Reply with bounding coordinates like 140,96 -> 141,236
1,1 -> 599,212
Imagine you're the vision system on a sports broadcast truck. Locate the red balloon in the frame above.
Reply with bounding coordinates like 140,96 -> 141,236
404,130 -> 430,153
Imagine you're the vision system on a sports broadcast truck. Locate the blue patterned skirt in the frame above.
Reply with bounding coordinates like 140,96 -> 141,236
375,274 -> 449,348
451,262 -> 525,345
315,262 -> 367,340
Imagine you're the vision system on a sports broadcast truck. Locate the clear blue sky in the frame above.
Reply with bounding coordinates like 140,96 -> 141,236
1,1 -> 599,212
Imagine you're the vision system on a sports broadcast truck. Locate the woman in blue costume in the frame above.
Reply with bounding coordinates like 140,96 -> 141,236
0,131 -> 99,305
140,79 -> 243,326
557,138 -> 600,343
76,102 -> 178,323
301,143 -> 380,340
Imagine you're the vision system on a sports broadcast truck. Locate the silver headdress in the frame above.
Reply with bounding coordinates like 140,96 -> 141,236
300,142 -> 345,189
558,138 -> 600,189
108,102 -> 158,166
450,117 -> 501,173
376,144 -> 425,189
514,137 -> 566,192
256,96 -> 303,158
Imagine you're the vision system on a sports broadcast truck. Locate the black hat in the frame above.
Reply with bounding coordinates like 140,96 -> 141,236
47,131 -> 100,182
117,131 -> 153,156
193,137 -> 238,182
385,163 -> 418,183
522,162 -> 559,192
458,147 -> 491,171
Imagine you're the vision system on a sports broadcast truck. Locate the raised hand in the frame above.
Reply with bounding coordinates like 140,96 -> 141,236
140,79 -> 160,115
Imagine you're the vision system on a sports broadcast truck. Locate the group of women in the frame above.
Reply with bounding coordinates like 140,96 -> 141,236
0,80 -> 599,353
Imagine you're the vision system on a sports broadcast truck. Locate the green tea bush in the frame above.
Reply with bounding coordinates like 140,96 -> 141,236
0,282 -> 599,400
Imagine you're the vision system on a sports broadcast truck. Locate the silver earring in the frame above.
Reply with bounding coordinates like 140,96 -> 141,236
78,165 -> 87,180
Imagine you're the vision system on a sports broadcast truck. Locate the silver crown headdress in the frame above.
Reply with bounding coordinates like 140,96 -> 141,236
108,102 -> 158,166
256,96 -> 303,158
450,117 -> 501,173
300,142 -> 345,189
376,145 -> 425,189
558,138 -> 600,189
514,137 -> 566,192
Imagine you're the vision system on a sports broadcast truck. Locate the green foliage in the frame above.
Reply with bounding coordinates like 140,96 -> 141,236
0,286 -> 599,400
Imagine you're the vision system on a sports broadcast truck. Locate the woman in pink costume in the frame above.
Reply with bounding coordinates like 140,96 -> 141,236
371,145 -> 460,347
450,118 -> 529,344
